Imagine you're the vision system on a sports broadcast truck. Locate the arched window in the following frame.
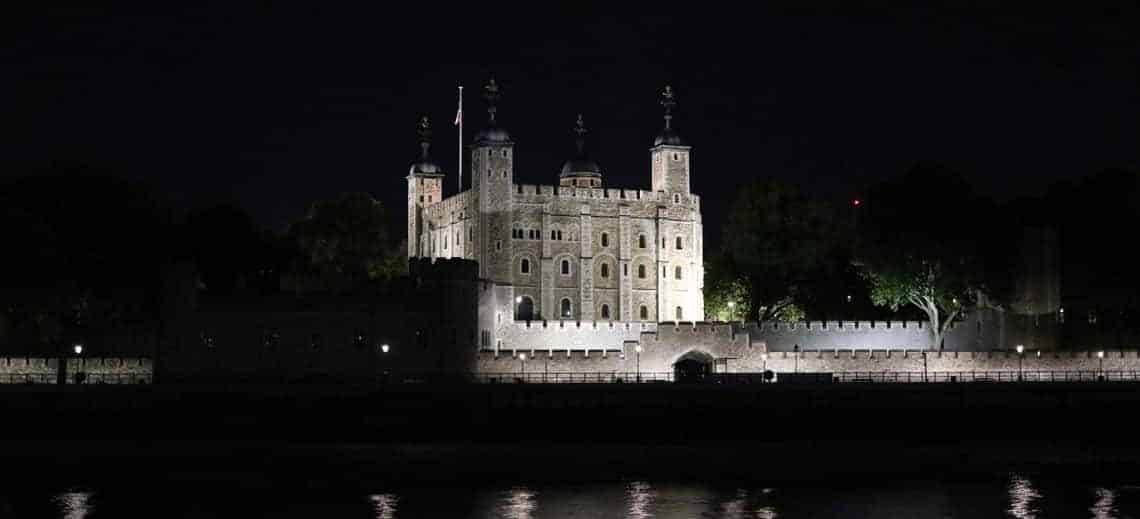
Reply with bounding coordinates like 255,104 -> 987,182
600,263 -> 609,278
520,258 -> 530,274
601,304 -> 610,319
638,235 -> 647,248
675,236 -> 683,250
561,260 -> 570,275
601,233 -> 609,247
675,306 -> 684,320
675,266 -> 682,280
515,296 -> 534,321
640,306 -> 649,320
561,298 -> 572,318
638,265 -> 646,279
551,230 -> 557,240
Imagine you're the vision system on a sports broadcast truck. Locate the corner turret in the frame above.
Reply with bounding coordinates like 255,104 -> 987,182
650,85 -> 691,194
407,116 -> 445,258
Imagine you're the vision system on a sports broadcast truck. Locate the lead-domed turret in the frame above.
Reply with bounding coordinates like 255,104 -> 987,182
652,84 -> 686,146
409,116 -> 444,175
473,77 -> 513,145
559,114 -> 602,188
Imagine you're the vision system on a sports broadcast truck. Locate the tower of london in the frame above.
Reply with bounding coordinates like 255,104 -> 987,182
407,80 -> 705,337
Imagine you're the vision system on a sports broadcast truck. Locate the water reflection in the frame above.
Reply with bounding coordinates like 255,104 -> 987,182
626,481 -> 655,519
1007,474 -> 1042,519
9,476 -> 1140,518
498,486 -> 537,519
53,491 -> 94,519
369,493 -> 399,519
717,488 -> 778,519
1091,487 -> 1117,519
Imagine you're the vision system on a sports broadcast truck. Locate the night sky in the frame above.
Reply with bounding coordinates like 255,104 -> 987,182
6,4 -> 1138,247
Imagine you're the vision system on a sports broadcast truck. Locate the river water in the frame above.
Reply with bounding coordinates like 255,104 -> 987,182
2,472 -> 1138,518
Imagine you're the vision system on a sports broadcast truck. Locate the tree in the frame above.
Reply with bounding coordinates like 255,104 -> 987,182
0,162 -> 175,352
181,203 -> 276,294
720,179 -> 841,321
703,254 -> 750,321
854,163 -> 996,349
287,192 -> 403,288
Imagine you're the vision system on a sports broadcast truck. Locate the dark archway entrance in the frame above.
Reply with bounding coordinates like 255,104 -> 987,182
515,296 -> 535,321
674,350 -> 714,383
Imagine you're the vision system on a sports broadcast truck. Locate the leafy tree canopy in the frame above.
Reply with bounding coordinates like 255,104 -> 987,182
720,178 -> 842,321
855,163 -> 999,348
287,192 -> 404,287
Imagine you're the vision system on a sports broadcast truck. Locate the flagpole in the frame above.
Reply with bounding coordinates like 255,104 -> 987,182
457,85 -> 463,193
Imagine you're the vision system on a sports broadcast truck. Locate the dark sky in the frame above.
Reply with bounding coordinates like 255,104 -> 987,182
5,3 -> 1138,247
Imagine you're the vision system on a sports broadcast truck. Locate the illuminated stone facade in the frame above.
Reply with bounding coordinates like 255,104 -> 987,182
408,83 -> 703,355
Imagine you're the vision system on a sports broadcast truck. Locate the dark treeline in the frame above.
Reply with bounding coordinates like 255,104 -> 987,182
0,161 -> 404,356
706,163 -> 1139,348
2,160 -> 1137,353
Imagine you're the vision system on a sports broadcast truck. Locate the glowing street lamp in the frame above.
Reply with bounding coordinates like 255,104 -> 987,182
727,301 -> 736,322
634,344 -> 643,383
381,344 -> 390,354
519,353 -> 527,379
1016,345 -> 1024,381
1098,350 -> 1105,378
72,344 -> 84,385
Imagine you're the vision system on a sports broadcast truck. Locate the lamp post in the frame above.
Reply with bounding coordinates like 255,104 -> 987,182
1098,350 -> 1105,380
519,353 -> 527,381
634,344 -> 642,383
379,343 -> 390,384
727,301 -> 736,322
761,353 -> 768,383
922,351 -> 928,383
1016,345 -> 1024,381
72,344 -> 84,385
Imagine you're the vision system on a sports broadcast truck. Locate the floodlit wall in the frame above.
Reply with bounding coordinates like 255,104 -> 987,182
0,357 -> 152,384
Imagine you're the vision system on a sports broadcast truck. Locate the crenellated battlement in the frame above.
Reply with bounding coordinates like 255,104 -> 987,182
510,183 -> 701,207
423,190 -> 473,220
740,320 -> 933,332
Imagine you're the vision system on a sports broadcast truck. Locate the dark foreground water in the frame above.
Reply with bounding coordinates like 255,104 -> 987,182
3,473 -> 1139,518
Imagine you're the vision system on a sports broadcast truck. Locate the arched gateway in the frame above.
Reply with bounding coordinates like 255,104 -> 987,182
673,350 -> 714,383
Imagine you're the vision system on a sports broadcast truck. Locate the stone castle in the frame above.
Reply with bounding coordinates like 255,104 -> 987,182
407,81 -> 704,329
1,81 -> 1072,385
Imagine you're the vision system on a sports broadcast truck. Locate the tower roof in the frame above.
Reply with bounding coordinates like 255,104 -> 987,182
560,114 -> 601,179
473,77 -> 512,145
409,115 -> 444,176
652,84 -> 687,147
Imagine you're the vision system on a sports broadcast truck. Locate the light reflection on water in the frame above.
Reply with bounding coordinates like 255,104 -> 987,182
368,493 -> 398,519
498,486 -> 537,519
1091,487 -> 1117,519
1008,473 -> 1042,519
53,491 -> 93,519
626,481 -> 655,519
14,477 -> 1140,518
